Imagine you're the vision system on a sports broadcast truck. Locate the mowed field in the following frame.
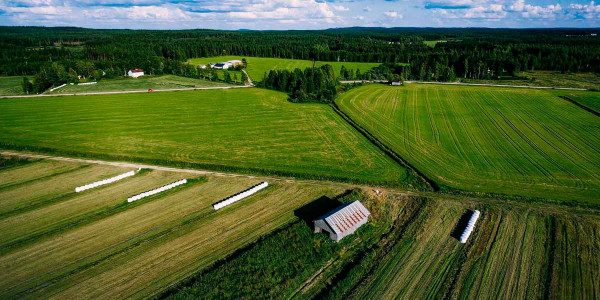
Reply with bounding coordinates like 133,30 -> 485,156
0,88 -> 407,185
0,157 -> 349,299
0,76 -> 26,96
337,84 -> 600,203
161,190 -> 600,300
553,90 -> 600,114
187,56 -> 381,81
48,75 -> 231,94
345,198 -> 600,300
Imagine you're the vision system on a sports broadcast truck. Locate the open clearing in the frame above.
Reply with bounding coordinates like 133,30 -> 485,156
162,190 -> 600,300
463,71 -> 600,90
48,75 -> 231,94
336,84 -> 600,203
0,76 -> 26,96
0,88 -> 407,185
187,56 -> 380,81
553,90 -> 600,114
0,157 -> 349,299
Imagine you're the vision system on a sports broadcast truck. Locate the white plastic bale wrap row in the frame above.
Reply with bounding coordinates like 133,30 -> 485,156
459,210 -> 481,243
127,179 -> 188,203
75,170 -> 136,192
213,182 -> 268,210
49,83 -> 66,92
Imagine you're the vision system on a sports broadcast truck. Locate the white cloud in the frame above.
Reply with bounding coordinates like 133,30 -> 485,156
509,0 -> 562,19
384,10 -> 402,18
569,1 -> 600,19
332,5 -> 349,12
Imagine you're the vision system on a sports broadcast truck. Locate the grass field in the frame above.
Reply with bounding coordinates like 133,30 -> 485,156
463,71 -> 600,90
187,56 -> 381,81
341,198 -> 600,300
0,88 -> 408,185
0,76 -> 26,96
160,190 -> 600,300
48,75 -> 231,94
336,84 -> 600,203
552,90 -> 600,114
0,158 -> 349,299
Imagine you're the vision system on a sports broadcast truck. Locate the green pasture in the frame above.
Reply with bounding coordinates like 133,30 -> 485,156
48,75 -> 230,94
0,88 -> 406,185
187,56 -> 381,81
0,76 -> 26,96
553,90 -> 600,113
337,84 -> 600,203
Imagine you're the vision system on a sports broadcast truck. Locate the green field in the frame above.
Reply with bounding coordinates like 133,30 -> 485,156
337,84 -> 600,203
162,191 -> 600,300
0,158 -> 349,299
48,75 -> 231,94
463,71 -> 600,90
553,90 -> 600,114
0,76 -> 26,96
187,56 -> 381,81
0,88 -> 407,185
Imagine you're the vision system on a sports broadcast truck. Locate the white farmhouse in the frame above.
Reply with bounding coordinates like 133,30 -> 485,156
128,69 -> 144,78
314,201 -> 371,242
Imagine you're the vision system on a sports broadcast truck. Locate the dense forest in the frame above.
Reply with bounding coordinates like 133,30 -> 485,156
1,26 -> 599,94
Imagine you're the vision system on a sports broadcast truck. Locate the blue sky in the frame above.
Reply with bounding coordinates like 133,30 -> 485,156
0,0 -> 599,29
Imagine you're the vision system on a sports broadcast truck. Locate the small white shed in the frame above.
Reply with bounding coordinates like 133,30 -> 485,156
314,200 -> 371,242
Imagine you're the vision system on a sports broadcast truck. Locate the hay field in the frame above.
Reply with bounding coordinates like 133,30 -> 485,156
48,75 -> 231,94
187,56 -> 380,81
0,158 -> 348,299
346,199 -> 600,300
553,90 -> 600,114
0,76 -> 26,96
336,84 -> 600,203
0,88 -> 407,185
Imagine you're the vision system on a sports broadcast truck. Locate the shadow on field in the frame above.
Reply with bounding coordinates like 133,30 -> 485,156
294,194 -> 347,229
451,209 -> 474,240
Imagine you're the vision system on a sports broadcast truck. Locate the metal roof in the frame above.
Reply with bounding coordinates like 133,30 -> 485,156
319,201 -> 370,235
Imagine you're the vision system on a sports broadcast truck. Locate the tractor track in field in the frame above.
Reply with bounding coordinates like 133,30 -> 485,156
4,150 -> 600,215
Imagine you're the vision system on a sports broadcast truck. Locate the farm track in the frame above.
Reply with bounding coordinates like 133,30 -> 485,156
557,95 -> 600,118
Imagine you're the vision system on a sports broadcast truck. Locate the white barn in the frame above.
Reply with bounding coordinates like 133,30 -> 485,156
314,201 -> 371,242
128,69 -> 144,78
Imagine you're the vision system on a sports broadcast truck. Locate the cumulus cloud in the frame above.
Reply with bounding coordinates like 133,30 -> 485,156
569,1 -> 600,19
509,0 -> 562,19
384,10 -> 401,18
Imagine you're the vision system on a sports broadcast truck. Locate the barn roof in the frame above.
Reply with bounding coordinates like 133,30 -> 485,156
130,69 -> 143,72
317,201 -> 370,235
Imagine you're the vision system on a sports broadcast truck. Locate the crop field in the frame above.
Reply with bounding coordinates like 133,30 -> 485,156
187,56 -> 381,81
0,76 -> 26,96
463,71 -> 600,90
337,84 -> 600,203
553,90 -> 600,114
48,75 -> 231,94
0,88 -> 407,185
160,190 -> 600,300
0,157 -> 349,299
344,199 -> 600,300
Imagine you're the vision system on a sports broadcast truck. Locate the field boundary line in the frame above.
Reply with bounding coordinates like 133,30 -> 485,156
403,81 -> 589,91
330,102 -> 439,191
557,95 -> 600,118
0,85 -> 252,99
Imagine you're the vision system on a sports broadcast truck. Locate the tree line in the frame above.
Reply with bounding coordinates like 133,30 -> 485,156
1,26 -> 598,94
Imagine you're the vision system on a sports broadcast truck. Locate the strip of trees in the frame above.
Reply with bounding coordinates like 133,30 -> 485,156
1,27 -> 598,94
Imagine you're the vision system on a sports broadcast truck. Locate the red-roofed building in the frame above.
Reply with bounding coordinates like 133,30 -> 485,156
128,69 -> 144,78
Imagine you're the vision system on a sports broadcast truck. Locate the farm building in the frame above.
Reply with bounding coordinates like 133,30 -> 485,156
227,60 -> 243,67
314,200 -> 371,242
213,63 -> 229,69
391,81 -> 403,86
128,69 -> 144,78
